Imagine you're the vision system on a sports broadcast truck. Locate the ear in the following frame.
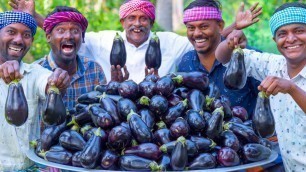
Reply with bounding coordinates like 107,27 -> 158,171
120,18 -> 125,26
46,33 -> 52,43
217,20 -> 225,32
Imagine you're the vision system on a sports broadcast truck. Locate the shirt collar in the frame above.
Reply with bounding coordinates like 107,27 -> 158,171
122,30 -> 152,48
193,51 -> 222,73
280,61 -> 306,80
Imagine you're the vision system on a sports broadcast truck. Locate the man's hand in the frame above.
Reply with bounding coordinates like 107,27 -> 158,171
258,76 -> 295,96
9,0 -> 35,16
0,60 -> 23,84
111,65 -> 129,82
145,67 -> 159,77
48,68 -> 70,90
226,30 -> 247,50
235,2 -> 262,30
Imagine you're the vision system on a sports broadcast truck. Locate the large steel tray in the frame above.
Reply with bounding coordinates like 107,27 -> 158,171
26,149 -> 278,172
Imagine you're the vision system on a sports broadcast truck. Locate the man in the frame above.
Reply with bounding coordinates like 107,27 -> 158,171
37,6 -> 106,111
9,0 -> 262,83
177,0 -> 260,116
0,11 -> 70,171
216,2 -> 306,171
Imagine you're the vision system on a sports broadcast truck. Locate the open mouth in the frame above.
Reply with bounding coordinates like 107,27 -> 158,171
61,44 -> 75,54
285,45 -> 301,50
195,39 -> 207,43
9,46 -> 23,52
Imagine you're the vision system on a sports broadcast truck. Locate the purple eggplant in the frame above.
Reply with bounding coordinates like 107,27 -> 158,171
5,80 -> 28,126
110,32 -> 126,67
259,138 -> 273,150
75,103 -> 88,112
95,81 -> 120,95
185,110 -> 206,133
117,98 -> 137,121
205,107 -> 224,140
205,81 -> 221,99
170,117 -> 190,139
80,128 -> 104,169
119,155 -> 161,171
218,147 -> 240,167
94,84 -> 107,94
149,95 -> 168,116
41,121 -> 68,151
59,130 -> 86,152
81,125 -> 94,141
72,151 -> 82,167
108,125 -> 132,150
244,120 -> 253,128
187,89 -> 205,114
167,93 -> 183,107
89,105 -> 114,129
139,80 -> 156,98
190,136 -> 216,152
99,93 -> 120,125
128,110 -> 153,143
226,116 -> 244,124
43,86 -> 66,125
219,130 -> 240,152
155,76 -> 175,97
224,122 -> 260,144
163,99 -> 187,125
223,47 -> 247,90
173,87 -> 189,99
243,143 -> 272,162
252,91 -> 275,138
39,147 -> 72,165
159,154 -> 171,171
136,96 -> 150,109
172,72 -> 209,92
144,74 -> 159,83
100,150 -> 119,170
139,109 -> 155,130
67,106 -> 91,127
153,121 -> 173,146
188,153 -> 216,170
171,136 -> 188,171
160,139 -> 198,157
118,80 -> 139,100
145,32 -> 162,70
203,111 -> 212,122
77,90 -> 102,104
232,106 -> 249,122
124,143 -> 162,160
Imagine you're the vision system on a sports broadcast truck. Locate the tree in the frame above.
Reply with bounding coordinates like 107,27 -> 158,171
156,0 -> 173,31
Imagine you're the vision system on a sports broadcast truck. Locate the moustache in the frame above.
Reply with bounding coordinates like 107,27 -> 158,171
129,26 -> 146,32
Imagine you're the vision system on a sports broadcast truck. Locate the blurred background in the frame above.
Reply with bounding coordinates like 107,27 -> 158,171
0,0 -> 302,62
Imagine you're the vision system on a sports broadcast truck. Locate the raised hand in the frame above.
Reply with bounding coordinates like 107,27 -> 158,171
9,0 -> 35,15
0,60 -> 22,84
258,76 -> 295,96
235,2 -> 262,30
48,68 -> 70,90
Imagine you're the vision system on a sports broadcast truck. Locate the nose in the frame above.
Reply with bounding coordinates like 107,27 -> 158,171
134,19 -> 141,27
286,32 -> 297,43
63,30 -> 73,39
194,27 -> 203,37
12,33 -> 24,44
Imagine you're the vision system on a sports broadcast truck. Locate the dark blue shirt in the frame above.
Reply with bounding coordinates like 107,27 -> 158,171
177,50 -> 260,116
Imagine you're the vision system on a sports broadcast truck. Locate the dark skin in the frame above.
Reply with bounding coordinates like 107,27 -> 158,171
0,23 -> 70,91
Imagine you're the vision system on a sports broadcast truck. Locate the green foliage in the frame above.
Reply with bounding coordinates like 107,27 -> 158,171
0,0 -> 302,62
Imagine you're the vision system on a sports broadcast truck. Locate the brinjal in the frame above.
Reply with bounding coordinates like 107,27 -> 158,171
117,98 -> 137,121
172,72 -> 209,92
190,136 -> 216,153
94,84 -> 107,94
136,96 -> 150,109
205,81 -> 221,99
219,130 -> 240,152
80,124 -> 93,141
205,107 -> 224,140
110,32 -> 126,67
59,130 -> 86,152
75,103 -> 88,112
259,138 -> 273,150
232,106 -> 249,122
170,117 -> 190,139
5,80 -> 28,126
187,153 -> 216,170
119,155 -> 161,171
153,121 -> 172,146
149,95 -> 168,116
108,125 -> 132,150
159,154 -> 171,171
118,80 -> 139,100
39,147 -> 72,165
144,74 -> 159,83
139,80 -> 156,98
100,93 -> 120,125
252,91 -> 275,138
187,89 -> 205,114
100,150 -> 119,170
145,32 -> 162,70
41,121 -> 68,151
243,143 -> 272,162
80,128 -> 104,169
139,109 -> 155,130
185,110 -> 206,133
160,139 -> 198,157
163,99 -> 187,125
128,110 -> 153,143
167,93 -> 182,107
155,76 -> 175,97
124,143 -> 162,160
224,122 -> 260,144
226,116 -> 244,124
223,47 -> 247,90
43,86 -> 66,125
72,151 -> 82,167
217,147 -> 240,167
89,105 -> 114,129
77,90 -> 102,104
244,120 -> 253,128
173,87 -> 189,99
67,105 -> 91,127
171,136 -> 188,171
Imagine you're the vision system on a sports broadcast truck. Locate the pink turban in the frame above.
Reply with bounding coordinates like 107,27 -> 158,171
119,0 -> 155,21
183,7 -> 223,24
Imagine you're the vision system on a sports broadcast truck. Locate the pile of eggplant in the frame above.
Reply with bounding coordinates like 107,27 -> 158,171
32,71 -> 274,171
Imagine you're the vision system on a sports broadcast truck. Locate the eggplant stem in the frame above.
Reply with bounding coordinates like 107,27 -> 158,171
149,161 -> 160,171
127,109 -> 138,121
259,91 -> 269,99
177,136 -> 186,146
94,127 -> 102,137
47,85 -> 60,94
29,140 -> 38,148
156,121 -> 166,129
172,75 -> 183,84
159,145 -> 167,153
140,96 -> 150,106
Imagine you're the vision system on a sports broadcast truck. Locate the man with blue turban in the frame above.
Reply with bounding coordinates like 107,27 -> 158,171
216,2 -> 306,171
0,11 -> 70,171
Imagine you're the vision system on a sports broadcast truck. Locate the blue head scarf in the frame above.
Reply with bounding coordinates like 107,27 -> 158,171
0,11 -> 37,36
